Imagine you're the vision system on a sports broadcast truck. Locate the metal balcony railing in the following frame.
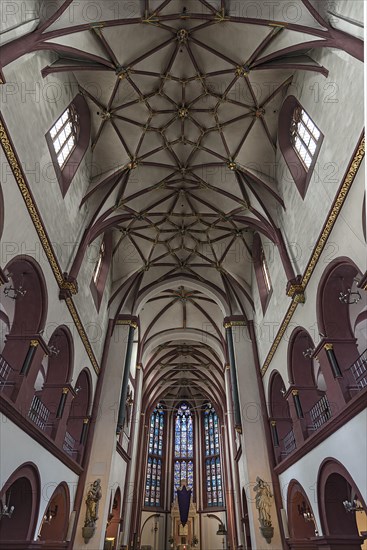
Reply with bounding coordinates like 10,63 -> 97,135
0,354 -> 14,391
308,395 -> 332,431
28,395 -> 51,431
63,430 -> 76,456
282,428 -> 296,456
347,348 -> 367,391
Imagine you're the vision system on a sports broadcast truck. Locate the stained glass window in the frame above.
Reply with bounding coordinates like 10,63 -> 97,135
145,404 -> 164,507
203,404 -> 223,507
173,403 -> 194,496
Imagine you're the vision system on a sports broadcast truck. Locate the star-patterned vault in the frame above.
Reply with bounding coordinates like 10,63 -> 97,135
17,0 -> 337,403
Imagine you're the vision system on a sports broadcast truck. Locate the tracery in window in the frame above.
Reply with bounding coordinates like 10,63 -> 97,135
203,404 -> 223,507
174,402 -> 194,495
290,106 -> 321,170
49,105 -> 79,168
145,403 -> 164,507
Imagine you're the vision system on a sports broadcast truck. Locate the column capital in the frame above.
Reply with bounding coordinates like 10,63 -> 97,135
59,273 -> 78,299
223,316 -> 247,328
286,275 -> 305,304
116,316 -> 138,329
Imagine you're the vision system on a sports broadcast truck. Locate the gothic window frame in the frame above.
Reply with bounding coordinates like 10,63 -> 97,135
291,106 -> 321,171
144,403 -> 165,509
49,104 -> 79,169
173,402 -> 195,501
46,94 -> 91,197
90,233 -> 112,311
202,404 -> 224,509
278,96 -> 324,198
253,234 -> 273,314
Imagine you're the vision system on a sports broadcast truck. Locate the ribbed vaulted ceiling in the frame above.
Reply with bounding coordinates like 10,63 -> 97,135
21,0 -> 331,405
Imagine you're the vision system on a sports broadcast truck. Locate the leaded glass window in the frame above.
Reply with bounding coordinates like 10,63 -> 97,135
49,104 -> 79,168
290,106 -> 321,170
203,404 -> 223,507
145,404 -> 164,507
173,402 -> 194,496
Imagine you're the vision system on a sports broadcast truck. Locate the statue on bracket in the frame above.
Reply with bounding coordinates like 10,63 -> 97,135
253,476 -> 274,544
82,479 -> 102,543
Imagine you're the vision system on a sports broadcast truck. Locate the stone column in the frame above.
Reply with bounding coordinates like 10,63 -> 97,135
73,320 -> 134,550
230,321 -> 283,550
223,365 -> 244,549
224,322 -> 242,432
123,363 -> 144,547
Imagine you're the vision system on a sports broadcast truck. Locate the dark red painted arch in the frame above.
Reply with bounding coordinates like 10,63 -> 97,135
0,462 -> 41,542
317,458 -> 367,537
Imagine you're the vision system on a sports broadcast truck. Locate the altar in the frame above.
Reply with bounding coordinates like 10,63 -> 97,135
170,494 -> 199,550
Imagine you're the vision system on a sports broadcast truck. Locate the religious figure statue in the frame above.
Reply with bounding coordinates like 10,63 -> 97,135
253,477 -> 274,544
85,479 -> 102,526
82,479 -> 102,543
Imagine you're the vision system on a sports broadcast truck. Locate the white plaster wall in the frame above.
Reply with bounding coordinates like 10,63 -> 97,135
278,410 -> 367,536
253,42 -> 364,365
140,511 -> 167,550
1,50 -> 111,359
0,414 -> 79,540
0,156 -> 98,391
0,0 -> 40,37
262,158 -> 366,395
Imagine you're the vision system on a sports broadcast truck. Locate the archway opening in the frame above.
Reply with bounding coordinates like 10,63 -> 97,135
105,487 -> 122,549
0,464 -> 40,542
65,369 -> 91,463
269,372 -> 293,460
38,483 -> 70,542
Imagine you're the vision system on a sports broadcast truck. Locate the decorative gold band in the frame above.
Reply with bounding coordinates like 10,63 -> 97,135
261,135 -> 365,376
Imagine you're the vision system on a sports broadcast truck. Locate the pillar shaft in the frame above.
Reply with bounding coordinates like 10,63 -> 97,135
225,325 -> 242,432
117,323 -> 136,434
73,321 -> 132,550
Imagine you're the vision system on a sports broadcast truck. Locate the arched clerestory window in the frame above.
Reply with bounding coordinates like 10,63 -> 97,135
90,233 -> 113,311
173,402 -> 194,498
46,93 -> 91,196
253,234 -> 273,314
49,104 -> 80,169
144,403 -> 165,507
290,105 -> 321,171
203,403 -> 224,507
279,96 -> 324,198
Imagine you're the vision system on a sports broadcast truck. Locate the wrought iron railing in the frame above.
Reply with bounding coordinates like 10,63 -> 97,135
282,429 -> 296,455
63,430 -> 76,456
308,395 -> 332,431
0,354 -> 13,391
28,395 -> 51,431
347,348 -> 367,391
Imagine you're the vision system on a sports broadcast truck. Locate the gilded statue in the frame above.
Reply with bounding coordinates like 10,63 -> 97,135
82,479 -> 102,543
253,477 -> 274,543
85,479 -> 102,526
